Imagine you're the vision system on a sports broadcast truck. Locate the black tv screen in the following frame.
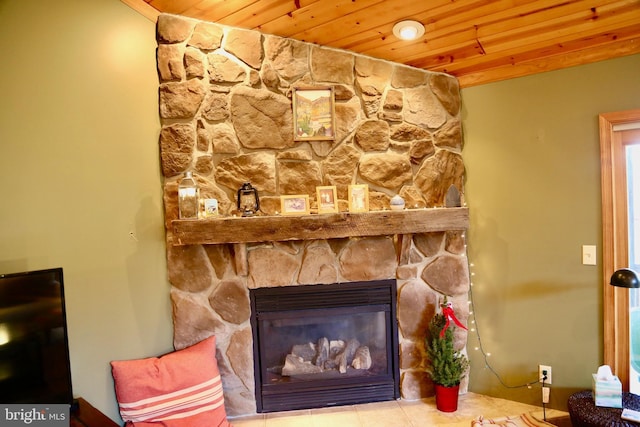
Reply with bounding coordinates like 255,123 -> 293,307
0,267 -> 73,404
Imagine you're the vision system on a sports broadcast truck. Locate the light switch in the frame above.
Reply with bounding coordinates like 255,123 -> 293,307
582,245 -> 597,265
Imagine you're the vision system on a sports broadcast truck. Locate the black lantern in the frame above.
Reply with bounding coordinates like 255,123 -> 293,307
237,182 -> 260,217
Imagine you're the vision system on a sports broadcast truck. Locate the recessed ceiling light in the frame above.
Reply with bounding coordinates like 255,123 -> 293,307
392,20 -> 425,41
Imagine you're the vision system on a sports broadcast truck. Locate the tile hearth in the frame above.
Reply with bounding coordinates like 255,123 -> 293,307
229,392 -> 569,426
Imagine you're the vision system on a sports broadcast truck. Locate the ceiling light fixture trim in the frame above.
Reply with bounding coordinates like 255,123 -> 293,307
393,20 -> 425,41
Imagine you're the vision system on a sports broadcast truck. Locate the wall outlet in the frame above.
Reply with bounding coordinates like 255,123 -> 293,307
539,364 -> 552,384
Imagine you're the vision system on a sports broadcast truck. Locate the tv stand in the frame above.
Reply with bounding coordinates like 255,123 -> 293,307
71,398 -> 119,427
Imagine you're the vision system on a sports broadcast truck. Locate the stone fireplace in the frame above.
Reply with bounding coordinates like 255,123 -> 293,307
156,13 -> 470,417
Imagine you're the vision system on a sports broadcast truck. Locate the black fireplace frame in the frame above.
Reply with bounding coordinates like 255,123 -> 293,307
249,279 -> 400,413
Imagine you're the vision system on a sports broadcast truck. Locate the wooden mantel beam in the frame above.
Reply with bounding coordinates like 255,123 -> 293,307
171,207 -> 469,246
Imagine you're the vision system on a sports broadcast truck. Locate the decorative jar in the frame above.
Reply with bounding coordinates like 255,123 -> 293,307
178,171 -> 198,219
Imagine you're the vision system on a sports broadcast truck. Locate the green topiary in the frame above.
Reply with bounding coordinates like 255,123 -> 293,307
426,303 -> 470,387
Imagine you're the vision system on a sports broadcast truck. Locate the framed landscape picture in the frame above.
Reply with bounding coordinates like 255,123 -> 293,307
293,86 -> 336,141
280,195 -> 310,215
348,184 -> 369,213
316,186 -> 338,214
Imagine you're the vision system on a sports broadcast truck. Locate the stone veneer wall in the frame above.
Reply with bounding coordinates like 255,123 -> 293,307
156,14 -> 470,416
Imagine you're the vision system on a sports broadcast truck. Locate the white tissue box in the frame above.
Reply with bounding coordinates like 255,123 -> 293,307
592,373 -> 622,408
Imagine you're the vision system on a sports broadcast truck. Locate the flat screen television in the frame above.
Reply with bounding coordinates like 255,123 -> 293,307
0,267 -> 73,405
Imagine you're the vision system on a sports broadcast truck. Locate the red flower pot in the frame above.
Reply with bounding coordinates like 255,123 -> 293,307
435,383 -> 460,412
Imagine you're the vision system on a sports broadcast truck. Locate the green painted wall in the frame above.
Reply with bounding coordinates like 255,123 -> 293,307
0,0 -> 171,421
462,53 -> 640,410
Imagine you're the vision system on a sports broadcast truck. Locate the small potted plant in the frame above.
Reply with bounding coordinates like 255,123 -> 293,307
426,297 -> 470,412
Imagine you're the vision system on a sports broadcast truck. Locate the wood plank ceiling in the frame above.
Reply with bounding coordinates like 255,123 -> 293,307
124,0 -> 640,87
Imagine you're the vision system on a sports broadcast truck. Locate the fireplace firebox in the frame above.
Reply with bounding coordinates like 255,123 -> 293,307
249,279 -> 400,413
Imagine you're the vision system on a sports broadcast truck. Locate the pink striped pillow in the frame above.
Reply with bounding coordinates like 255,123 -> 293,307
111,336 -> 231,427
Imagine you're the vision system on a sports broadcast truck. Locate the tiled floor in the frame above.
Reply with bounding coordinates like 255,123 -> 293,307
229,392 -> 568,426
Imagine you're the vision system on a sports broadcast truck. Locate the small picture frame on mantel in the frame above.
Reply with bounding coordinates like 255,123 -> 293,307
348,184 -> 369,213
202,198 -> 219,218
280,195 -> 310,215
292,86 -> 336,142
316,186 -> 338,214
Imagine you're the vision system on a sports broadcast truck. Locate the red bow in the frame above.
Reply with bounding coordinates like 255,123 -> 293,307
440,302 -> 468,338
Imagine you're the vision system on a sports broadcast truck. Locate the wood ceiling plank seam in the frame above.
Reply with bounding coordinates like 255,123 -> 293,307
354,28 -> 480,61
257,0 -> 388,38
147,0 -> 203,15
185,0 -> 261,21
434,21 -> 640,72
477,0 -> 640,43
407,47 -> 485,71
456,37 -> 640,87
421,0 -> 543,32
363,35 -> 483,65
281,0 -> 475,42
376,0 -> 588,43
478,7 -> 640,53
426,21 -> 640,74
355,0 -> 624,51
358,28 -> 483,58
334,22 -> 477,50
467,0 -> 623,38
477,10 -> 640,54
325,4 -> 490,51
300,0 -> 591,56
246,0 -> 322,29
384,0 -> 530,40
215,0 -> 322,27
269,0 -> 386,35
477,38 -> 487,56
477,7 -> 589,42
337,33 -> 396,54
216,0 -> 294,20
355,15 -> 640,68
289,0 -> 494,45
405,0 -> 497,25
257,1 -> 386,39
343,0 -> 617,53
214,0 -> 307,29
314,36 -> 470,66
401,41 -> 487,69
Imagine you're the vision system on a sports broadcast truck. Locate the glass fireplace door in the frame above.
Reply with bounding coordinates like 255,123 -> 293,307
250,280 -> 399,412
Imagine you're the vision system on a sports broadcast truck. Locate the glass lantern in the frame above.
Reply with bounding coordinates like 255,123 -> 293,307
237,182 -> 260,217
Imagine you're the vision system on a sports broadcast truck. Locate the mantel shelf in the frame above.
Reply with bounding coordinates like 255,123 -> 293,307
171,207 -> 469,246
